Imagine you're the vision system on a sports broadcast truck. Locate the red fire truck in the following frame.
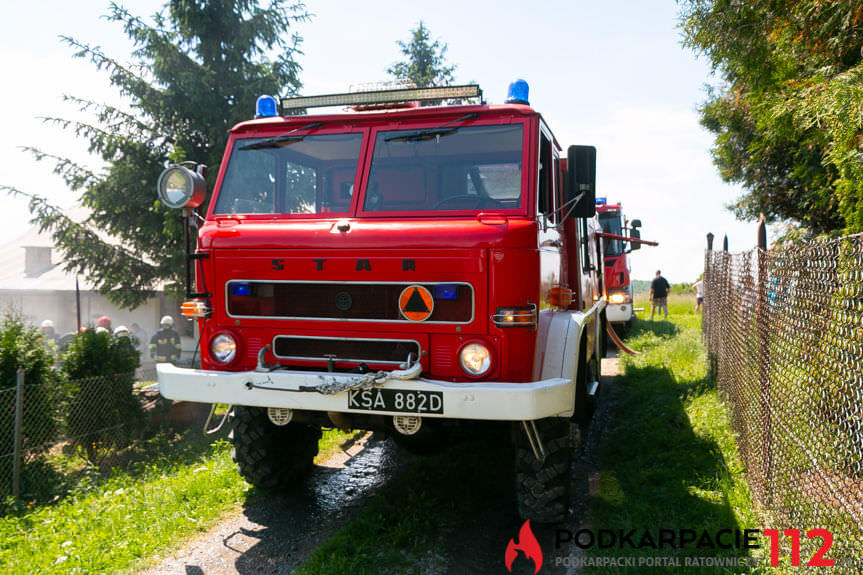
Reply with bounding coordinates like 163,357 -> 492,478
156,80 -> 605,523
596,199 -> 642,335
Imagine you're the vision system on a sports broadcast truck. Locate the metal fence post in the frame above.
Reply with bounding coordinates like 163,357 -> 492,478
756,217 -> 772,503
13,369 -> 24,498
704,233 -> 714,347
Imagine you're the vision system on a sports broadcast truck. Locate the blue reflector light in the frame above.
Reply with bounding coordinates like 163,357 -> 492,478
595,196 -> 607,205
505,79 -> 529,105
434,284 -> 458,300
255,95 -> 278,118
230,283 -> 251,296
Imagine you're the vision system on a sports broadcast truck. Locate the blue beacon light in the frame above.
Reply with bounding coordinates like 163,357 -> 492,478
255,95 -> 278,118
505,79 -> 530,105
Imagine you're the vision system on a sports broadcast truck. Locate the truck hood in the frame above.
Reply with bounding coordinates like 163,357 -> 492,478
198,216 -> 536,251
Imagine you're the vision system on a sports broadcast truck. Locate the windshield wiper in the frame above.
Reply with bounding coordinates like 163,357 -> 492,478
239,122 -> 324,150
384,113 -> 478,143
385,128 -> 458,143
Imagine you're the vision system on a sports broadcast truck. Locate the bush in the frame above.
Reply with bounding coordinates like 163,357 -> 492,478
0,312 -> 58,498
0,312 -> 57,454
61,328 -> 142,461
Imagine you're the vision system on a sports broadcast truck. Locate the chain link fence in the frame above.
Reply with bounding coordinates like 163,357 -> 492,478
0,370 -> 209,508
704,231 -> 863,564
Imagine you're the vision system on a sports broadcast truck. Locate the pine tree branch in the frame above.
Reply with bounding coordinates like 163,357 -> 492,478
18,147 -> 99,192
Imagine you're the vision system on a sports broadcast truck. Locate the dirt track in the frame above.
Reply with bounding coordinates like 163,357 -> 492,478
138,433 -> 412,575
137,355 -> 621,575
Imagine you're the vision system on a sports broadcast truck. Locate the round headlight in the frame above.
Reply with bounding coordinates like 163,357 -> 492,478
210,333 -> 237,364
157,165 -> 206,209
459,342 -> 492,376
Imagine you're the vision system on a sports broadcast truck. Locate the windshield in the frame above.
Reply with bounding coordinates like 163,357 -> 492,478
362,124 -> 523,213
213,133 -> 363,215
599,212 -> 624,257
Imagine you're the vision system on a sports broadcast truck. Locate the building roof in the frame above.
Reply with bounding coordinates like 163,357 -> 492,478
0,204 -> 176,296
0,205 -> 168,293
0,207 -> 100,292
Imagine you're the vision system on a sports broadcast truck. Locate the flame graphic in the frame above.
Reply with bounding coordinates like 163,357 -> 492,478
505,519 -> 543,573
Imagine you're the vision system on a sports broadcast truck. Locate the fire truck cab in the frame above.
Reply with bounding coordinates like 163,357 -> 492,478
596,199 -> 642,334
156,81 -> 605,523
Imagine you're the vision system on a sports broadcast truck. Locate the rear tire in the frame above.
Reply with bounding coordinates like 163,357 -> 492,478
514,418 -> 576,523
229,406 -> 321,488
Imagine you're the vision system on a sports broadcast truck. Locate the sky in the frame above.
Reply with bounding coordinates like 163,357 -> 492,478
0,0 -> 764,284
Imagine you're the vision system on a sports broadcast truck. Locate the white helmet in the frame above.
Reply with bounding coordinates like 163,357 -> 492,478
160,315 -> 174,326
41,319 -> 54,329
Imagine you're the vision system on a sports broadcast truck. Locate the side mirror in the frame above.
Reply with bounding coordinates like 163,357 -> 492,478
566,145 -> 596,218
630,219 -> 642,228
629,227 -> 642,251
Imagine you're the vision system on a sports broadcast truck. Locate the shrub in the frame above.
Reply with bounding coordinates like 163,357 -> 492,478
61,328 -> 142,461
0,312 -> 58,495
0,312 -> 57,450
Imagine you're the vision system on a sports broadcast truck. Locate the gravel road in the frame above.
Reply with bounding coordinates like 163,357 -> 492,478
137,355 -> 620,575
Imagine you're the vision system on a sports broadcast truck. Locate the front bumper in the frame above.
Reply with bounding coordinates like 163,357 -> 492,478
157,363 -> 573,421
606,303 -> 633,323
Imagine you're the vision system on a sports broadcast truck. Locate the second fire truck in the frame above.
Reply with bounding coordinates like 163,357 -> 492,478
596,199 -> 644,335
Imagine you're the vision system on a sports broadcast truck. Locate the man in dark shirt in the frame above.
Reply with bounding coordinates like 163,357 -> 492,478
150,315 -> 182,363
649,270 -> 671,319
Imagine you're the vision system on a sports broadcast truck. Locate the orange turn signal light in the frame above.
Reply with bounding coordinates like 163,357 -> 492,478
547,285 -> 574,308
492,304 -> 537,328
181,299 -> 211,319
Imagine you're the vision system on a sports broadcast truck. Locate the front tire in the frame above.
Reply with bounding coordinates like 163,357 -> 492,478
229,406 -> 321,488
514,418 -> 576,523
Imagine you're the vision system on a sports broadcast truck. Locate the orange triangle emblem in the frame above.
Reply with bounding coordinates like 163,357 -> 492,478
399,285 -> 434,321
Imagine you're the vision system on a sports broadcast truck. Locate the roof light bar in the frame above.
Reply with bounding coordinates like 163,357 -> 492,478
280,84 -> 482,111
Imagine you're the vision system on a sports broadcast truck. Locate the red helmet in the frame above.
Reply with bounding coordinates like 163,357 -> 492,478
97,316 -> 112,328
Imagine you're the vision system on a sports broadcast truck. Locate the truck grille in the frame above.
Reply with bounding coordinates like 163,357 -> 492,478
272,336 -> 420,365
227,281 -> 473,323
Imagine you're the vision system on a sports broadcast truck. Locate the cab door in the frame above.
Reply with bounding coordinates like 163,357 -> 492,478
537,123 -> 562,309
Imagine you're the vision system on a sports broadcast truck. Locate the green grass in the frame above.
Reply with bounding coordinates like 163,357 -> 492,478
583,299 -> 765,573
0,426 -> 360,575
0,439 -> 247,574
316,428 -> 366,463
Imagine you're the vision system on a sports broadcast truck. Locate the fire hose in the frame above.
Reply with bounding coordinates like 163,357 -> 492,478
605,321 -> 641,355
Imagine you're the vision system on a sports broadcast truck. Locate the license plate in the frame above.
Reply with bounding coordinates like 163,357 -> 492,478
347,388 -> 443,414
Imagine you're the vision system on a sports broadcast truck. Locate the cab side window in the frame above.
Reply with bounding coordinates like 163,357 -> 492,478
581,219 -> 592,273
537,129 -> 557,224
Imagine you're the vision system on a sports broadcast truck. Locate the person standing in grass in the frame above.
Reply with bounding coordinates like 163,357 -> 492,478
692,278 -> 704,313
649,270 -> 671,319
